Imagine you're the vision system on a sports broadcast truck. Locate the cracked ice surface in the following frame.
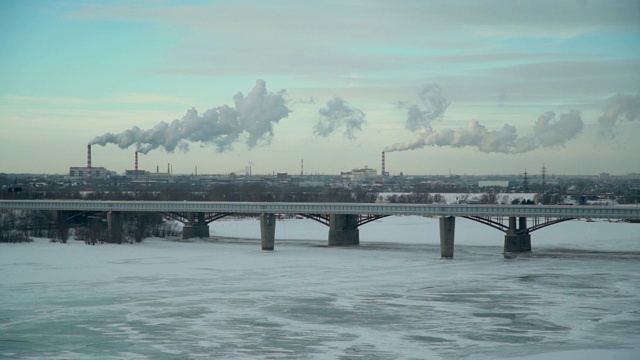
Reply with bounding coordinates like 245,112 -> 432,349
1,216 -> 639,359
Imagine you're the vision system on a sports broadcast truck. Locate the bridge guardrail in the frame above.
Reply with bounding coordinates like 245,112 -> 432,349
0,200 -> 639,220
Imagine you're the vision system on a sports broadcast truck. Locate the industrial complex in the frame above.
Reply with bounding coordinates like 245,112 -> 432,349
0,144 -> 620,208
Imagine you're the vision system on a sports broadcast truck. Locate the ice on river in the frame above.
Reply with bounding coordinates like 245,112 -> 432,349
1,216 -> 639,359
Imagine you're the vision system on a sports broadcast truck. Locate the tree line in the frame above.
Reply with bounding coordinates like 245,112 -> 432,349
0,209 -> 179,244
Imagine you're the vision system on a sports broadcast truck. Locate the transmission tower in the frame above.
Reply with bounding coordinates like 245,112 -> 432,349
541,164 -> 547,195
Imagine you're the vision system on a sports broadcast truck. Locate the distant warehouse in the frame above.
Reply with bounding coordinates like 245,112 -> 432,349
478,180 -> 513,188
68,167 -> 109,180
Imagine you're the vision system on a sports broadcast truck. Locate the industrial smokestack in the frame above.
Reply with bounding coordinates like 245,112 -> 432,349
381,151 -> 385,177
87,144 -> 92,180
134,151 -> 139,180
167,163 -> 170,174
301,159 -> 304,176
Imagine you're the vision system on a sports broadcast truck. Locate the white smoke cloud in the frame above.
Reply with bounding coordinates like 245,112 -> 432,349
534,110 -> 584,146
598,93 -> 640,138
403,83 -> 450,131
386,84 -> 584,154
89,80 -> 290,153
313,97 -> 366,139
384,120 -> 519,153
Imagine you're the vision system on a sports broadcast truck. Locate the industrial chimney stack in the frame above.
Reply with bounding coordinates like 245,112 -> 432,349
87,144 -> 92,180
134,151 -> 139,180
381,151 -> 386,177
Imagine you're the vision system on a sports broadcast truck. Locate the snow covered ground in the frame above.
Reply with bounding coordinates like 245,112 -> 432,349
1,216 -> 639,359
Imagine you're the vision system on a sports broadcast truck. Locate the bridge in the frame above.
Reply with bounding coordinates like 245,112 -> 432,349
1,200 -> 638,257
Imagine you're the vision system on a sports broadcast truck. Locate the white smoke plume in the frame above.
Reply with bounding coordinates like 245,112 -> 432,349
598,93 -> 640,138
403,83 -> 450,131
386,83 -> 583,154
529,110 -> 583,148
89,80 -> 290,153
385,120 -> 518,153
313,97 -> 366,139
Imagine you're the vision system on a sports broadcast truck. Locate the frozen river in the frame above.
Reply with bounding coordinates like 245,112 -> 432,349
1,216 -> 639,359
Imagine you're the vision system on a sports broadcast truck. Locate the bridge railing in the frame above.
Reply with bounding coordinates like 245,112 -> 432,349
0,200 -> 639,220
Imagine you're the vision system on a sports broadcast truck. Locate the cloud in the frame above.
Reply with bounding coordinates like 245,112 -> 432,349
4,95 -> 89,105
68,1 -> 640,40
113,93 -> 193,104
598,93 -> 640,137
89,80 -> 290,153
313,97 -> 366,139
402,83 -> 450,131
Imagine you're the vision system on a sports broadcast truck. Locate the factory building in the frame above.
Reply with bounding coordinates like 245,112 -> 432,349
69,166 -> 109,180
125,169 -> 150,179
124,169 -> 171,182
67,145 -> 110,180
341,166 -> 377,181
67,146 -> 173,182
123,152 -> 172,181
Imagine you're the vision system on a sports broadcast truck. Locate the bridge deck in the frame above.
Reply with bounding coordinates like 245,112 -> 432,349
1,200 -> 639,219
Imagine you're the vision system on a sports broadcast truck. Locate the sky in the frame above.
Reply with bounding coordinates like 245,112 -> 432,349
1,0 -> 639,176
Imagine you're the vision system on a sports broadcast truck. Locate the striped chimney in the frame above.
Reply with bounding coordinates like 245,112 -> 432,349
87,144 -> 92,180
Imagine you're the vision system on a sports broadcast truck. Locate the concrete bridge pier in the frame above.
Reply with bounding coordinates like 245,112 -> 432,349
504,216 -> 531,253
52,210 -> 67,224
328,214 -> 359,246
53,210 -> 79,222
107,211 -> 123,244
260,213 -> 276,250
53,210 -> 71,243
439,216 -> 456,258
182,212 -> 209,239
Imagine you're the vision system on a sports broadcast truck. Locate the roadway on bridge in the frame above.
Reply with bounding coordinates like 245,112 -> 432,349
1,200 -> 639,220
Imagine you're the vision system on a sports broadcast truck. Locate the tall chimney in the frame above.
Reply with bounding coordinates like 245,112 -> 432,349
87,144 -> 92,180
301,159 -> 304,176
135,151 -> 138,172
381,151 -> 385,176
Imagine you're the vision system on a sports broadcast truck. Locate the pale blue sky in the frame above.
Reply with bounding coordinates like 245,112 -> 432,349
1,0 -> 639,176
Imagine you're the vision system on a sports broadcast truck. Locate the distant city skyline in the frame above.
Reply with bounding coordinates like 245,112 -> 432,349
1,0 -> 639,175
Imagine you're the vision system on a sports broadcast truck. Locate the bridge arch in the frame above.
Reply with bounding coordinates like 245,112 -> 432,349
462,216 -> 576,234
162,212 -> 235,225
297,214 -> 390,228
